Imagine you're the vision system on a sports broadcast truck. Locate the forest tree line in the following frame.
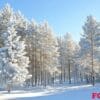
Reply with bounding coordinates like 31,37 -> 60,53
0,4 -> 99,87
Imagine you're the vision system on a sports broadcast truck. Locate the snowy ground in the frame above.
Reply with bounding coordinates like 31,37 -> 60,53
0,84 -> 100,100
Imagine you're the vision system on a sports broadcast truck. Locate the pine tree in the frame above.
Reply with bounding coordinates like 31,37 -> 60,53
80,15 -> 100,86
63,33 -> 76,84
2,24 -> 31,86
58,33 -> 76,84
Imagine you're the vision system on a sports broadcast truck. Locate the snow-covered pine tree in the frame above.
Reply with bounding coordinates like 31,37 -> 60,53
25,20 -> 41,86
57,33 -> 76,84
38,22 -> 60,86
80,15 -> 100,86
2,24 -> 31,86
57,36 -> 64,83
62,33 -> 76,84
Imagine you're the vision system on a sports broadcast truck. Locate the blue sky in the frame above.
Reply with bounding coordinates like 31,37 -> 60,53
0,0 -> 100,41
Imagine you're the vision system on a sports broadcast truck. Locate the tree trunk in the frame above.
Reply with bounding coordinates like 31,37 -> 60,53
68,60 -> 71,84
